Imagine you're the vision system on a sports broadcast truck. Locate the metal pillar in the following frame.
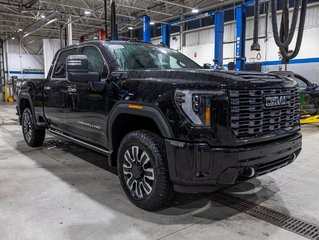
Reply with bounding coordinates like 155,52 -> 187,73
59,24 -> 65,48
104,0 -> 108,39
142,15 -> 151,43
235,6 -> 247,71
161,24 -> 171,48
0,39 -> 5,101
214,12 -> 224,69
67,16 -> 73,46
64,27 -> 68,47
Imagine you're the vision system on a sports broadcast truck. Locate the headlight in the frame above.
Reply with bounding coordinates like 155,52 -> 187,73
175,89 -> 225,127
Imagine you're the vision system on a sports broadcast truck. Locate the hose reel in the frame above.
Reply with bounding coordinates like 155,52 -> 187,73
252,0 -> 308,64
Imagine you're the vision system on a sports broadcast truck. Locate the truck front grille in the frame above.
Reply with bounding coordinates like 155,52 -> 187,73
229,88 -> 300,139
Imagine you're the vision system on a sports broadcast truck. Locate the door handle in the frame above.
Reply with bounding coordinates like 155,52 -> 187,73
67,86 -> 77,93
44,86 -> 51,91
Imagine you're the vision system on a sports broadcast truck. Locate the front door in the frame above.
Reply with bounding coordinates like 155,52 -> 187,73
43,48 -> 77,131
67,45 -> 110,147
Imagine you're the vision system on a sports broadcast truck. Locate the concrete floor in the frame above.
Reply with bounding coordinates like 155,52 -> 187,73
1,103 -> 319,240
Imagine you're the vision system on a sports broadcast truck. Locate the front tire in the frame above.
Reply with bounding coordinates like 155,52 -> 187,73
22,108 -> 45,147
117,130 -> 175,211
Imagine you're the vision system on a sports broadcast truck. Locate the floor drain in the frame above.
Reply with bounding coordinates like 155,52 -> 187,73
211,192 -> 319,240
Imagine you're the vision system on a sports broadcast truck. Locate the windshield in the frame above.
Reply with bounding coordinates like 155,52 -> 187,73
105,43 -> 201,70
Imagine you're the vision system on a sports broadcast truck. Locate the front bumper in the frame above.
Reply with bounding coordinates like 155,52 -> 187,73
165,133 -> 302,193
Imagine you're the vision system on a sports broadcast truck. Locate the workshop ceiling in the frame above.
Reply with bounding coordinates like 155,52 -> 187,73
0,0 -> 241,40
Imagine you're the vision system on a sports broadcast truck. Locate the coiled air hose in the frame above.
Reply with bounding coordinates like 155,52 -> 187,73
270,0 -> 308,63
251,0 -> 308,63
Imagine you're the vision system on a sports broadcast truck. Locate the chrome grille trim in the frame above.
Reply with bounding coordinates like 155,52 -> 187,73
229,88 -> 300,139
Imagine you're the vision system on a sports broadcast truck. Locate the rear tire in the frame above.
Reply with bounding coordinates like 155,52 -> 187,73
22,108 -> 45,147
117,130 -> 175,211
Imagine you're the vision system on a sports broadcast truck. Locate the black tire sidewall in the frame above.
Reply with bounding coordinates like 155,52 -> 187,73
117,131 -> 172,210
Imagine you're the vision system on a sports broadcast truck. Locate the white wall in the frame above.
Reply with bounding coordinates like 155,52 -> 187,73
5,38 -> 45,80
43,39 -> 61,78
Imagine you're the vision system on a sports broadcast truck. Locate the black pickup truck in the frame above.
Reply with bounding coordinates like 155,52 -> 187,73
17,41 -> 302,211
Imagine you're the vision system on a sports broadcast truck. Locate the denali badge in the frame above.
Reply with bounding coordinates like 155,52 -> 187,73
265,96 -> 291,107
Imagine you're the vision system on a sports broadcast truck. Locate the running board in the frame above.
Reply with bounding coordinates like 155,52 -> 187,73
48,128 -> 112,156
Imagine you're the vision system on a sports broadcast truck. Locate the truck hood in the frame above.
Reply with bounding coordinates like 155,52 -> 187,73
125,69 -> 297,89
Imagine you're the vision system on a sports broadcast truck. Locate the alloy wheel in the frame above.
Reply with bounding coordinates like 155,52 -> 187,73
23,113 -> 32,143
123,146 -> 155,199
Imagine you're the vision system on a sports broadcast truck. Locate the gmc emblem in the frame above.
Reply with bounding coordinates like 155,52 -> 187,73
265,96 -> 291,107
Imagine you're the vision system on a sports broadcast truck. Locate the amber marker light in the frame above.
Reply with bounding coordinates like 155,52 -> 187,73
205,106 -> 211,126
128,104 -> 143,110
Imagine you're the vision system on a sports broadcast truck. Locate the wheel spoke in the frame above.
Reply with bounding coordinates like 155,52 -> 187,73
141,179 -> 152,194
144,168 -> 154,180
124,150 -> 135,163
132,146 -> 139,162
123,164 -> 132,171
127,178 -> 136,191
140,151 -> 150,167
136,181 -> 143,198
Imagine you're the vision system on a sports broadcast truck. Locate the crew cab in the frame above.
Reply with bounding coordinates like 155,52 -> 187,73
17,41 -> 302,211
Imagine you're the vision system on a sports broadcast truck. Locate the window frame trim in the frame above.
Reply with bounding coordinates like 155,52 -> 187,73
50,47 -> 78,81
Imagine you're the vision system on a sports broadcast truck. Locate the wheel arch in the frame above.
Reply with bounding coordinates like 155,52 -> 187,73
18,94 -> 34,124
107,102 -> 174,166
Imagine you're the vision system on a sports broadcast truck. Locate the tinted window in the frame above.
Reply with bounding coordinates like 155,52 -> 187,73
295,76 -> 308,88
52,48 -> 77,79
106,43 -> 200,70
82,46 -> 107,78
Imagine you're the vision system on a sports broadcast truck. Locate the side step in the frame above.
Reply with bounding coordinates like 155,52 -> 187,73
48,128 -> 112,157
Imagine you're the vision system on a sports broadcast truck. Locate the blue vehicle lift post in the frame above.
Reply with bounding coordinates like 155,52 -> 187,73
235,6 -> 247,71
161,24 -> 171,48
142,15 -> 151,43
235,1 -> 254,71
214,11 -> 225,69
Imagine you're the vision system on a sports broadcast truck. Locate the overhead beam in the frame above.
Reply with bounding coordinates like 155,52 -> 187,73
155,0 -> 195,10
116,3 -> 173,16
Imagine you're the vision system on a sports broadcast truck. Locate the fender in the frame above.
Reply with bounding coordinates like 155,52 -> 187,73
17,93 -> 46,129
17,93 -> 35,123
107,101 -> 174,149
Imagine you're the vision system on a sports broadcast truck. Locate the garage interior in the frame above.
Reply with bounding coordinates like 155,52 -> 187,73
1,0 -> 319,239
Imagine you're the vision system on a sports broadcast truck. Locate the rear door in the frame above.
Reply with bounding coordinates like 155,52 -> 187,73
43,48 -> 77,131
66,45 -> 110,146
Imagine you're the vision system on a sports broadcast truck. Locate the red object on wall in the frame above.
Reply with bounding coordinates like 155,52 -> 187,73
99,29 -> 106,40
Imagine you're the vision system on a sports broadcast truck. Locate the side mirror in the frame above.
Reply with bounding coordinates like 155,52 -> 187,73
203,63 -> 212,69
66,55 -> 100,83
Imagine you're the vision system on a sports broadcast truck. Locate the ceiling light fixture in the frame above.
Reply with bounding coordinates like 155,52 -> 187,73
41,15 -> 46,19
128,26 -> 134,30
84,10 -> 91,15
150,21 -> 155,25
192,9 -> 199,13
